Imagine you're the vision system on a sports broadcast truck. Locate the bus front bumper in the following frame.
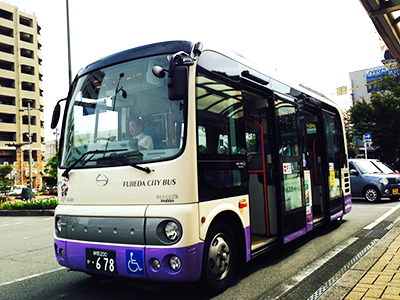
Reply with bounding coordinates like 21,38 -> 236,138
54,238 -> 204,282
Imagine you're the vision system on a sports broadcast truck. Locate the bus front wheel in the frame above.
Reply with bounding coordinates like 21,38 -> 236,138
200,221 -> 237,295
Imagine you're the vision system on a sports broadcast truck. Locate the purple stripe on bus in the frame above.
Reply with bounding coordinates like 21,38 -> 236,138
244,226 -> 251,262
330,210 -> 343,222
284,227 -> 307,244
307,206 -> 313,232
345,194 -> 352,214
54,238 -> 203,282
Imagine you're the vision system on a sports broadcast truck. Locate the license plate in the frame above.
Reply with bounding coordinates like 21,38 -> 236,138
393,189 -> 399,195
86,248 -> 117,274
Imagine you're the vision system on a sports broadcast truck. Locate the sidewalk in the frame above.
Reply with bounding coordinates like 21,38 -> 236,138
320,222 -> 400,299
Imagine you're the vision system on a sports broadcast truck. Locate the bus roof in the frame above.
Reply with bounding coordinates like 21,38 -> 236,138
75,40 -> 341,113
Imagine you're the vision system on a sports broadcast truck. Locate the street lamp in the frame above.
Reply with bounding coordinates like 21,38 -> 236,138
19,101 -> 43,189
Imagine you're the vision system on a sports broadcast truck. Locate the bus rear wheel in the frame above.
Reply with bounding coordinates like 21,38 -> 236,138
200,221 -> 237,296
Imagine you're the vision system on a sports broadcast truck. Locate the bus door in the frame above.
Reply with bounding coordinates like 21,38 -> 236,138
273,92 -> 306,244
322,109 -> 345,219
246,124 -> 269,237
304,109 -> 327,226
243,87 -> 278,253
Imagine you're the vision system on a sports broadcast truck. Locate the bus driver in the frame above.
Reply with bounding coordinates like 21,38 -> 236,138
129,117 -> 154,150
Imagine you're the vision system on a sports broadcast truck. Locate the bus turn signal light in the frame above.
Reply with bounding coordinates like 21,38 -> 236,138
239,200 -> 248,209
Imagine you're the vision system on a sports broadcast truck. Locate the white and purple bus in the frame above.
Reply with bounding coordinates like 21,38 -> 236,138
52,40 -> 351,295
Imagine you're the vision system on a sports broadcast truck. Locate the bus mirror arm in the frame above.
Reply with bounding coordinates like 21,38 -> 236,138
51,98 -> 67,129
154,43 -> 203,101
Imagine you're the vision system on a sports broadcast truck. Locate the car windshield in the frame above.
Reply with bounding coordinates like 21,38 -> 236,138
354,160 -> 383,174
60,54 -> 185,168
372,160 -> 396,174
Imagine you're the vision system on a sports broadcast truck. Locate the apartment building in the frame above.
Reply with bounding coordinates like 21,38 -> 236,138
0,1 -> 45,189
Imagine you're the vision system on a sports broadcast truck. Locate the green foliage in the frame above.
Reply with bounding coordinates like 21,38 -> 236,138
0,165 -> 13,194
349,74 -> 400,169
43,154 -> 58,179
0,197 -> 58,210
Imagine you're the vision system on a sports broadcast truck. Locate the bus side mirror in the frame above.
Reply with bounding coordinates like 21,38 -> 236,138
168,65 -> 188,100
51,102 -> 61,129
51,98 -> 67,129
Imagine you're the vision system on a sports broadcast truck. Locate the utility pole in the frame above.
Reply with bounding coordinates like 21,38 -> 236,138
66,0 -> 72,86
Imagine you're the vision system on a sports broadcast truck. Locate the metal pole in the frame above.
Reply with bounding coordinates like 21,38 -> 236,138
28,102 -> 33,189
66,0 -> 72,86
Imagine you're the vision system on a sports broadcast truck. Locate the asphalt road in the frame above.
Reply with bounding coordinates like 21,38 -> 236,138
1,198 -> 400,300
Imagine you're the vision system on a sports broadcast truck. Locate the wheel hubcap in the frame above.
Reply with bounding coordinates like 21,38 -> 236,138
208,234 -> 231,280
366,189 -> 377,201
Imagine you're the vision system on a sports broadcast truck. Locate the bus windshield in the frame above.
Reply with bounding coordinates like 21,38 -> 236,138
60,54 -> 185,169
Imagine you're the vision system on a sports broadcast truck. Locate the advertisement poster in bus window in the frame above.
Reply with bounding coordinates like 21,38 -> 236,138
304,170 -> 312,215
283,164 -> 302,211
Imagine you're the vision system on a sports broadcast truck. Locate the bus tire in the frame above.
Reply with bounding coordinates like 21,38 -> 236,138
200,221 -> 237,296
364,186 -> 381,202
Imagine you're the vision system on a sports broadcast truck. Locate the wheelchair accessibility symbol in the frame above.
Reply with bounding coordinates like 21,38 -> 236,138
126,250 -> 144,275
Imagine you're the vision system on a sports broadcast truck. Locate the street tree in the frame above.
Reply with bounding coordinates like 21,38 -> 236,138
42,153 -> 58,186
0,165 -> 13,194
349,74 -> 400,169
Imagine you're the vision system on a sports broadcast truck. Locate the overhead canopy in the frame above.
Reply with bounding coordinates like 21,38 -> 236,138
359,0 -> 400,63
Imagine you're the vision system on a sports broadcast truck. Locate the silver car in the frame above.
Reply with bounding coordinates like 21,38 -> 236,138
349,159 -> 400,202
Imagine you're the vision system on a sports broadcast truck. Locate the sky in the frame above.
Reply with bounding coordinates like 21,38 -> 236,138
5,0 -> 384,141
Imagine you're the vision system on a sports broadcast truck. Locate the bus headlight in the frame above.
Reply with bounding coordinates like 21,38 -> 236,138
55,216 -> 66,238
56,217 -> 62,233
165,221 -> 180,241
146,218 -> 183,245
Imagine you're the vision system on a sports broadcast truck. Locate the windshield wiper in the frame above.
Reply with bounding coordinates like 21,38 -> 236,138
98,154 -> 154,174
61,149 -> 127,179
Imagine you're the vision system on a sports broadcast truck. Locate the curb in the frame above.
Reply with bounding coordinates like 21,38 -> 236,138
0,209 -> 54,216
319,222 -> 400,299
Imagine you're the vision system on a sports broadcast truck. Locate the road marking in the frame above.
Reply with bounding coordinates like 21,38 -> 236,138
364,203 -> 400,230
0,267 -> 65,287
0,222 -> 23,227
0,217 -> 52,228
277,237 -> 358,299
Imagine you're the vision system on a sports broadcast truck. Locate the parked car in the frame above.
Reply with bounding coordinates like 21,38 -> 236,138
8,185 -> 27,196
349,159 -> 400,202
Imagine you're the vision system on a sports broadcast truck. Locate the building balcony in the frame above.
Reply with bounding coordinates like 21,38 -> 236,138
0,86 -> 17,97
0,122 -> 17,131
0,35 -> 14,46
0,18 -> 14,30
0,52 -> 15,62
0,104 -> 16,113
20,89 -> 38,99
0,68 -> 15,79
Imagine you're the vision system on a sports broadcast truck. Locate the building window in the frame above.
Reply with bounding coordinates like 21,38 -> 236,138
0,113 -> 16,124
22,99 -> 36,108
0,25 -> 13,38
21,82 -> 35,92
0,77 -> 15,88
0,42 -> 14,54
0,132 -> 15,141
337,86 -> 348,95
0,9 -> 13,21
20,32 -> 33,43
21,48 -> 34,59
19,16 -> 33,27
0,59 -> 14,71
0,95 -> 15,106
21,65 -> 34,75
